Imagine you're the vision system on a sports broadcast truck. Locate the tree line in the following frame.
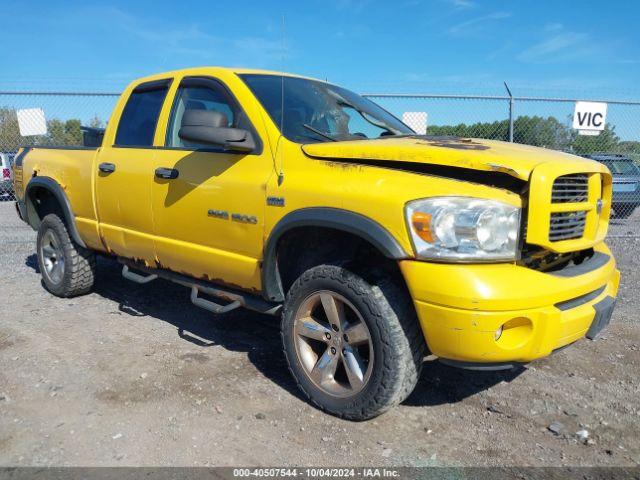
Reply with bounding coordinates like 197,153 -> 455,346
427,115 -> 640,155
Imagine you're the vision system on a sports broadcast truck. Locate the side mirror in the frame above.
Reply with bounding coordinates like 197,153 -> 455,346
178,110 -> 256,153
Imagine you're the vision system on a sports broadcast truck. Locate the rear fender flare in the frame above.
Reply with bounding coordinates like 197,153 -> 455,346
24,176 -> 87,248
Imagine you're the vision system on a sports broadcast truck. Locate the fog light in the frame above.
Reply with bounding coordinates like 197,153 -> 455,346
495,317 -> 533,349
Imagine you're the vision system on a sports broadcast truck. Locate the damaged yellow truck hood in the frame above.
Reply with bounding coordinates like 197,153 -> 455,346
301,136 -> 595,181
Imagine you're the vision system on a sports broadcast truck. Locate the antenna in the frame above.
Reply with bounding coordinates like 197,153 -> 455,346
277,15 -> 286,186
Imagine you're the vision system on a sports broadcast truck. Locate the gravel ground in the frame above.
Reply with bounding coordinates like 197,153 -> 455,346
0,201 -> 639,467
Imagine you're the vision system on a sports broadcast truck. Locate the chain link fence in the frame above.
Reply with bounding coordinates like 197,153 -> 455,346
1,90 -> 639,236
0,91 -> 119,202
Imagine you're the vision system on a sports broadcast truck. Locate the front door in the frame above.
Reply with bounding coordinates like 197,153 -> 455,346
151,76 -> 273,292
95,79 -> 171,263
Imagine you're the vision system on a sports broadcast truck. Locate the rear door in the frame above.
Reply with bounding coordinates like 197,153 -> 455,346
95,79 -> 171,263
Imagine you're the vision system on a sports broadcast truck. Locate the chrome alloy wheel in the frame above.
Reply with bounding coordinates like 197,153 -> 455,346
39,229 -> 65,285
293,291 -> 374,397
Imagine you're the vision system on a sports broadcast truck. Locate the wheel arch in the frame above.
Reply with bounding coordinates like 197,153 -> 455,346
262,207 -> 410,302
24,176 -> 87,248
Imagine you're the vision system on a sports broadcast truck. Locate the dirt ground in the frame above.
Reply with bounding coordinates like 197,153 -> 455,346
0,201 -> 639,467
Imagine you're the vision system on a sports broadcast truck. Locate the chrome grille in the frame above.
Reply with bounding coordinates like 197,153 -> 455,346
549,211 -> 587,241
552,174 -> 589,203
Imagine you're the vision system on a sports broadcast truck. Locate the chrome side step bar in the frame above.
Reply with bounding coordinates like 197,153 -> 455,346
119,259 -> 281,316
122,265 -> 158,284
190,286 -> 241,314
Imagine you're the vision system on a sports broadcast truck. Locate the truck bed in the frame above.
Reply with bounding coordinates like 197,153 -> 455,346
15,146 -> 100,237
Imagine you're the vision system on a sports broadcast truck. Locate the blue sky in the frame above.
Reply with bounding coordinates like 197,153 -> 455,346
1,0 -> 639,140
2,0 -> 639,97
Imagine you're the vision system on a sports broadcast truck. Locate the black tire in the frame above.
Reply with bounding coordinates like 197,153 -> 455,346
281,264 -> 426,420
36,214 -> 96,297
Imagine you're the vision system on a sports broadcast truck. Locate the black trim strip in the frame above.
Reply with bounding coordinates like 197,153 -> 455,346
110,144 -> 260,154
439,338 -> 585,370
19,145 -> 97,152
132,78 -> 172,93
438,359 -> 519,371
24,176 -> 87,248
555,285 -> 606,311
586,296 -> 616,340
550,252 -> 610,277
16,200 -> 26,222
14,147 -> 32,167
111,144 -> 162,150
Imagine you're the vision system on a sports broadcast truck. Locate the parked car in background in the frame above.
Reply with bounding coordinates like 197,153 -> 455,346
1,152 -> 15,199
583,153 -> 640,218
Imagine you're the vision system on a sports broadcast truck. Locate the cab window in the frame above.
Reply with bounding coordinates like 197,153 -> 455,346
115,80 -> 170,147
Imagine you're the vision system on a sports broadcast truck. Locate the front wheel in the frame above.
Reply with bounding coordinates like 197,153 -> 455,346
281,265 -> 426,420
36,214 -> 96,297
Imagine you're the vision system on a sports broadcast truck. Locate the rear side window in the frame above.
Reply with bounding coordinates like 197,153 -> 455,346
115,80 -> 170,147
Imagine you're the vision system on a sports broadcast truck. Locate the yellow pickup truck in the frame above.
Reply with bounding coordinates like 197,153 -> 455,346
13,67 -> 620,420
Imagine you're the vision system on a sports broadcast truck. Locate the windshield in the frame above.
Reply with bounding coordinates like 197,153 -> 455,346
601,159 -> 640,175
240,74 -> 413,143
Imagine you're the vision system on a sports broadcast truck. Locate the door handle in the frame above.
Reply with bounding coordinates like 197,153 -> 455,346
155,167 -> 179,180
98,162 -> 115,173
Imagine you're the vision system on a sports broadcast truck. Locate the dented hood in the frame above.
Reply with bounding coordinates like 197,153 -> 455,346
301,136 -> 589,181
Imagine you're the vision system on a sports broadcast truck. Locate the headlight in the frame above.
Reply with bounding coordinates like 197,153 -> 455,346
405,197 -> 520,261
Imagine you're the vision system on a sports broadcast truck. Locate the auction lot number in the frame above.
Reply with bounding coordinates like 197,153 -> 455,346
233,468 -> 400,478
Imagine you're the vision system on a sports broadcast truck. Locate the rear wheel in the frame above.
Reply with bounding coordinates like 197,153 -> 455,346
37,214 -> 96,297
281,265 -> 426,420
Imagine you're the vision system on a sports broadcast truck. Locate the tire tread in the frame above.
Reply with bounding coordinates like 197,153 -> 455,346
37,214 -> 96,297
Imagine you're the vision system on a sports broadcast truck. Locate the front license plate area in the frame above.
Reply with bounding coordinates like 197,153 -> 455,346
586,296 -> 616,340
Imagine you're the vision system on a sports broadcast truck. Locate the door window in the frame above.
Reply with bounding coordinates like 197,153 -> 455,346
166,79 -> 247,149
115,81 -> 170,147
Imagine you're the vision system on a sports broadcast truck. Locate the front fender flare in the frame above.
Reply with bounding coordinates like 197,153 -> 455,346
261,207 -> 409,302
24,176 -> 87,248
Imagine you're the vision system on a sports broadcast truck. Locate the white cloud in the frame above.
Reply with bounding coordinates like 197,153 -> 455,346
447,0 -> 475,8
517,28 -> 597,63
333,0 -> 373,13
448,11 -> 512,36
544,22 -> 564,32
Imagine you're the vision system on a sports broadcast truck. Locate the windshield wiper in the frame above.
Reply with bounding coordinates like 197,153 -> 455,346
302,124 -> 337,142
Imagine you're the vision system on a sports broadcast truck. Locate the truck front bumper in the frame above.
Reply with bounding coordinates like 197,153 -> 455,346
400,243 -> 620,365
